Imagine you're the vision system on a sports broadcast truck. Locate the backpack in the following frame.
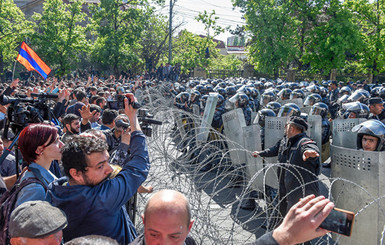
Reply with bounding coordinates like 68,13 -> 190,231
0,175 -> 46,245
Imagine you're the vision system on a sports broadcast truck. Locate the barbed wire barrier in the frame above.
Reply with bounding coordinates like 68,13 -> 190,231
132,84 -> 385,244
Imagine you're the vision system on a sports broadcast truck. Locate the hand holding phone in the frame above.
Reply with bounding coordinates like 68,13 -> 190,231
319,208 -> 355,236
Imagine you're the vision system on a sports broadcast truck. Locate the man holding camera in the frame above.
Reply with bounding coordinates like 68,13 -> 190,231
47,94 -> 150,244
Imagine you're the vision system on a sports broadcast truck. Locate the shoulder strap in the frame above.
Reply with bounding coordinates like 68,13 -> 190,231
0,177 -> 47,245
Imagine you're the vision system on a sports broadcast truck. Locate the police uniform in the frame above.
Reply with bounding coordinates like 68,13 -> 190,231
258,118 -> 320,216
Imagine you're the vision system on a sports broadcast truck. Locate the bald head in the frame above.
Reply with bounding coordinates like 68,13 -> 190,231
142,190 -> 194,245
144,190 -> 191,226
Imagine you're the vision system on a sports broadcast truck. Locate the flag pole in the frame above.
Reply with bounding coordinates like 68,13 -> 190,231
11,59 -> 17,81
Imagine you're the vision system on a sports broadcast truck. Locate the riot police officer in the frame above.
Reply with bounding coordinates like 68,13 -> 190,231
310,102 -> 331,164
252,116 -> 320,217
352,120 -> 385,151
328,81 -> 339,119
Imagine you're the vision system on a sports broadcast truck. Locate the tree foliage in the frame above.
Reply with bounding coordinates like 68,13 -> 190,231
233,0 -> 364,77
32,0 -> 89,76
233,0 -> 298,78
90,0 -> 145,76
345,0 -> 385,80
0,0 -> 33,81
173,30 -> 218,74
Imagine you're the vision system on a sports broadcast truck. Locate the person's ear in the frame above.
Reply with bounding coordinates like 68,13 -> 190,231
141,214 -> 145,225
69,168 -> 84,184
188,219 -> 194,233
35,145 -> 44,155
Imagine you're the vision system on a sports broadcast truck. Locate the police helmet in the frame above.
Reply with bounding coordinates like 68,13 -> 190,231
339,86 -> 352,96
304,93 -> 322,106
226,86 -> 237,97
379,87 -> 385,100
352,120 -> 385,151
277,103 -> 301,117
249,88 -> 260,100
310,102 -> 329,118
371,86 -> 381,97
260,91 -> 275,107
176,92 -> 190,103
342,102 -> 369,119
290,89 -> 305,99
264,82 -> 274,89
216,94 -> 225,108
337,94 -> 350,105
277,88 -> 292,100
215,87 -> 227,98
266,101 -> 281,115
230,93 -> 249,108
348,90 -> 369,103
190,90 -> 201,102
319,87 -> 328,97
306,84 -> 320,94
254,109 -> 276,127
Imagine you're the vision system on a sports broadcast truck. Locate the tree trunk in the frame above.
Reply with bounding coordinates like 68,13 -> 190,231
0,53 -> 4,83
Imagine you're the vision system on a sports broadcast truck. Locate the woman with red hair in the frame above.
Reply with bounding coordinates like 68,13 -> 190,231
15,123 -> 64,207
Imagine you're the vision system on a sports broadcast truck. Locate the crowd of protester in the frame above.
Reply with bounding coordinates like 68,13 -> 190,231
0,72 -> 384,244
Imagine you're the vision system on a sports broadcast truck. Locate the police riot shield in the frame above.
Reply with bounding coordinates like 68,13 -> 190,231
192,104 -> 201,137
332,118 -> 366,149
279,98 -> 304,108
330,145 -> 385,245
300,106 -> 312,115
192,104 -> 200,116
223,108 -> 247,166
307,115 -> 322,152
173,111 -> 186,138
243,125 -> 264,192
263,116 -> 287,189
196,93 -> 218,143
251,111 -> 257,125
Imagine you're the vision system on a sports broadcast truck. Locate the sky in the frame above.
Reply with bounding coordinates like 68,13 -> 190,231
157,0 -> 246,44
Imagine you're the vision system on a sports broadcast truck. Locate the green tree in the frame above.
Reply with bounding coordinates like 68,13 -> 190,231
31,0 -> 88,77
195,10 -> 224,39
233,0 -> 298,78
209,54 -> 243,71
90,0 -> 145,76
301,0 -> 363,75
0,0 -> 33,81
173,30 -> 218,74
138,6 -> 181,72
345,0 -> 385,82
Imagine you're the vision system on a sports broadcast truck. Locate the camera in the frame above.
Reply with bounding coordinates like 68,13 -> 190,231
137,109 -> 162,137
0,93 -> 58,133
107,94 -> 141,110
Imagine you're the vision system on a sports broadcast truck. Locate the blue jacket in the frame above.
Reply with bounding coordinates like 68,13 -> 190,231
47,131 -> 150,244
16,162 -> 58,207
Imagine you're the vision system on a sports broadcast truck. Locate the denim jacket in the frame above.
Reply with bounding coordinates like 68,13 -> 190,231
47,131 -> 150,244
16,162 -> 57,207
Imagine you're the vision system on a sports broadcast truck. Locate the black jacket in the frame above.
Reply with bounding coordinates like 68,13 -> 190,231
259,133 -> 320,208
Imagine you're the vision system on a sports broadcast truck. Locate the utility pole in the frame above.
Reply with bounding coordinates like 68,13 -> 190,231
168,0 -> 172,64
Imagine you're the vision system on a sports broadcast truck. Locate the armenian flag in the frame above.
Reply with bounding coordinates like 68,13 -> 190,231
16,42 -> 51,79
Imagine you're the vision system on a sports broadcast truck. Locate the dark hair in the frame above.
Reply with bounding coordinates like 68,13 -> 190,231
62,113 -> 80,127
101,109 -> 118,125
75,90 -> 87,102
64,235 -> 118,245
95,97 -> 105,106
90,104 -> 101,113
89,95 -> 100,104
18,123 -> 58,164
61,135 -> 108,178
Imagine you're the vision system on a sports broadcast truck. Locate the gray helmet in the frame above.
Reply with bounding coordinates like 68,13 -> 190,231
352,120 -> 385,151
342,102 -> 369,119
277,103 -> 301,117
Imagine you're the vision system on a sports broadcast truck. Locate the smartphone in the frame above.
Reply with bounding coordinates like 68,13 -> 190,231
319,208 -> 355,236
